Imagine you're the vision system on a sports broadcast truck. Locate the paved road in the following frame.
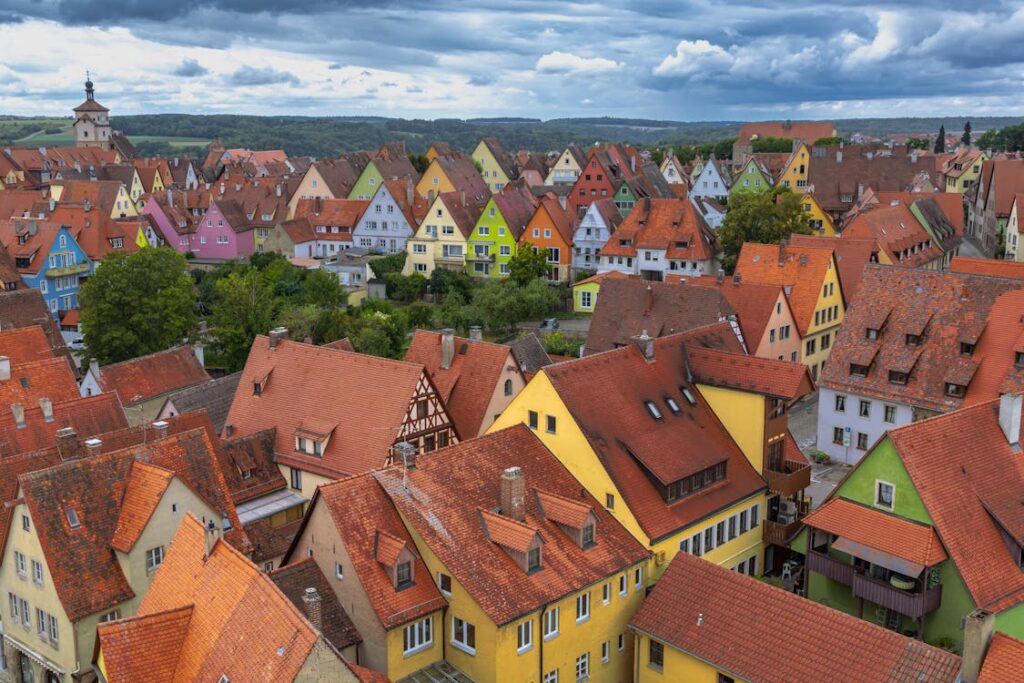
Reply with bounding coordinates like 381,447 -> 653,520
958,236 -> 988,259
788,393 -> 849,508
517,318 -> 591,335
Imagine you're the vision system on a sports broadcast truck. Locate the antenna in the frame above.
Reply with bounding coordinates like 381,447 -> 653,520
394,440 -> 416,492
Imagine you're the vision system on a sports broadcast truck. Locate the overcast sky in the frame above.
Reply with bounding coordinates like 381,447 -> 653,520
3,1 -> 1024,120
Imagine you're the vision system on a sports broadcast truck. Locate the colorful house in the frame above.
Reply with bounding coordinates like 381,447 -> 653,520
571,270 -> 628,313
567,146 -> 639,220
0,219 -> 92,317
471,137 -> 517,193
545,144 -> 587,185
466,182 -> 537,278
795,396 -> 1024,648
776,142 -> 811,192
798,191 -> 836,235
414,152 -> 490,205
729,154 -> 784,198
292,198 -> 369,257
572,198 -> 624,275
1006,193 -> 1024,261
659,154 -> 688,185
351,178 -> 426,254
940,148 -> 987,193
404,192 -> 483,277
348,143 -> 419,200
287,156 -> 364,218
689,156 -> 731,201
188,199 -> 255,260
612,163 -> 675,216
50,179 -> 137,219
521,195 -> 574,282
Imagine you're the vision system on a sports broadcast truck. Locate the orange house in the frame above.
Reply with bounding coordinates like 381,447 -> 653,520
520,194 -> 574,282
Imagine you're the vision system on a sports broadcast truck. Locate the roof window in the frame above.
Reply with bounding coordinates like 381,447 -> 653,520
945,383 -> 966,398
888,370 -> 908,385
681,388 -> 697,406
65,508 -> 81,529
645,401 -> 663,421
866,328 -> 879,340
665,398 -> 681,415
850,363 -> 869,377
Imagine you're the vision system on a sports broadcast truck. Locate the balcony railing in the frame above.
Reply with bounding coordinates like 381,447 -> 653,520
45,262 -> 89,278
852,572 -> 942,619
764,518 -> 804,546
806,549 -> 855,586
436,253 -> 465,263
467,252 -> 495,262
765,461 -> 812,497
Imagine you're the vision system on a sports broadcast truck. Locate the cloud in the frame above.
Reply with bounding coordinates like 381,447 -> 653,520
535,51 -> 622,74
468,74 -> 495,86
173,58 -> 208,77
229,65 -> 299,86
653,39 -> 734,77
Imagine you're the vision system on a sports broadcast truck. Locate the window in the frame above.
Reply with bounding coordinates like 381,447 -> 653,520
504,378 -> 514,397
906,334 -> 921,346
546,415 -> 557,434
146,546 -> 165,572
884,405 -> 897,424
889,370 -> 908,385
946,383 -> 966,397
14,551 -> 25,577
528,410 -> 538,429
806,338 -> 816,356
876,481 -> 895,509
739,510 -> 748,534
634,567 -> 642,589
835,394 -> 846,412
750,504 -> 760,527
679,537 -> 690,553
602,583 -> 611,604
65,508 -> 80,529
605,493 -> 615,509
21,515 -> 29,532
31,560 -> 42,585
290,467 -> 302,491
528,546 -> 542,572
747,556 -> 757,576
576,653 -> 590,682
619,574 -> 627,595
833,427 -> 844,445
580,290 -> 592,308
645,400 -> 663,420
438,572 -> 452,596
576,592 -> 590,622
544,672 -> 558,683
648,639 -> 664,670
517,620 -> 533,653
961,342 -> 975,356
334,562 -> 344,580
859,400 -> 871,418
99,610 -> 121,623
692,532 -> 703,557
396,561 -> 412,588
403,617 -> 433,655
544,607 -> 559,639
602,641 -> 610,663
451,616 -> 476,654
857,432 -> 868,450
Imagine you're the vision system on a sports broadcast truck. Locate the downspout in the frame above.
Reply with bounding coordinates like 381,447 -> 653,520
442,604 -> 448,664
538,604 -> 551,683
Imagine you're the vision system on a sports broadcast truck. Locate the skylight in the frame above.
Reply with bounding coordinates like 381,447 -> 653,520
645,401 -> 663,420
681,388 -> 697,406
65,508 -> 80,529
665,398 -> 681,415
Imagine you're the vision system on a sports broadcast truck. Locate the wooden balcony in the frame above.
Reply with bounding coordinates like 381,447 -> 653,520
852,573 -> 942,619
806,549 -> 854,586
764,518 -> 803,546
765,461 -> 812,497
45,262 -> 89,278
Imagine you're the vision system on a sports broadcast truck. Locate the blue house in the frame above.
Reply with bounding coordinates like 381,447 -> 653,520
3,220 -> 92,317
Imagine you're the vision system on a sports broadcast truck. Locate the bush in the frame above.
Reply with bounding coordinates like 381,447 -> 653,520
369,252 -> 407,277
542,331 -> 583,357
808,449 -> 831,465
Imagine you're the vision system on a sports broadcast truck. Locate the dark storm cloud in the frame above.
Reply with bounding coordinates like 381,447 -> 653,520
173,58 -> 208,77
229,66 -> 300,86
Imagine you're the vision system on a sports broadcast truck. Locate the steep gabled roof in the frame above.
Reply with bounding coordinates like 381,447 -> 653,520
688,276 -> 793,351
438,191 -> 485,238
686,346 -> 814,400
842,202 -> 942,267
0,393 -> 127,457
0,355 -> 79,405
432,153 -> 490,203
270,557 -> 362,652
600,198 -> 719,262
159,372 -> 241,434
94,345 -> 210,406
479,137 -> 518,180
788,234 -> 879,303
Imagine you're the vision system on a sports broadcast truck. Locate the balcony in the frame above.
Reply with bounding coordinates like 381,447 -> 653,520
852,572 -> 942,619
466,252 -> 495,262
45,262 -> 89,278
806,549 -> 855,586
436,252 -> 465,264
765,461 -> 812,497
764,517 -> 803,546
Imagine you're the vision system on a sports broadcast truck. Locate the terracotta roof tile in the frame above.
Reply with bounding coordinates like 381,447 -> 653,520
599,198 -> 718,260
842,202 -> 943,267
221,427 -> 286,504
95,345 -> 210,406
0,355 -> 79,406
374,528 -> 409,567
432,153 -> 490,203
687,346 -> 815,400
295,198 -> 370,231
788,234 -> 880,303
110,461 -> 175,552
97,605 -> 192,683
535,489 -> 593,529
270,557 -> 362,652
950,256 -> 1024,279
978,632 -> 1024,682
0,392 -> 127,457
735,242 -> 837,336
0,326 -> 57,364
687,275 -> 796,354
439,191 -> 486,238
0,289 -> 73,368
631,553 -> 961,682
376,425 -> 649,625
737,121 -> 835,145
479,508 -> 541,554
807,146 -> 934,213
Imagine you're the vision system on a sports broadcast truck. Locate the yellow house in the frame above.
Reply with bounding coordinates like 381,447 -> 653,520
630,552 -> 963,683
545,144 -> 586,185
472,137 -> 516,193
941,148 -> 988,193
735,242 -> 845,381
287,158 -> 362,218
403,191 -> 482,277
50,179 -> 138,219
571,271 -> 629,313
415,152 -> 491,203
777,142 -> 811,192
799,191 -> 836,236
488,330 -> 771,583
425,142 -> 455,162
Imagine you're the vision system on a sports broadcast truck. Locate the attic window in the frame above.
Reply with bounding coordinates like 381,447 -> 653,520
888,370 -> 908,385
945,383 -> 966,398
1016,352 -> 1024,367
681,387 -> 697,406
674,241 -> 689,249
396,561 -> 413,588
527,547 -> 542,572
905,334 -> 921,346
65,508 -> 81,529
645,401 -> 663,421
252,382 -> 261,396
665,398 -> 681,415
850,364 -> 869,377
961,342 -> 975,356
581,523 -> 595,549
866,328 -> 879,340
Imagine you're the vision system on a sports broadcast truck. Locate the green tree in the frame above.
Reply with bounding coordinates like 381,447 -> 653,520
302,268 -> 344,307
751,136 -> 794,153
369,252 -> 407,277
508,242 -> 550,285
473,279 -> 558,333
351,309 -> 408,359
408,153 -> 430,174
907,137 -> 930,151
405,301 -> 436,329
674,146 -> 697,165
427,267 -> 473,299
541,331 -> 583,357
962,121 -> 972,148
812,136 -> 845,147
211,269 -> 276,372
934,125 -> 946,153
276,304 -> 321,343
385,272 -> 427,302
717,190 -> 812,273
79,248 -> 198,365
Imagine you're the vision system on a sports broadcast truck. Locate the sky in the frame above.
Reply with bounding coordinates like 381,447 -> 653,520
2,1 -> 1024,121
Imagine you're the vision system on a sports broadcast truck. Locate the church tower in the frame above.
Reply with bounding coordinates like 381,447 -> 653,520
73,73 -> 112,150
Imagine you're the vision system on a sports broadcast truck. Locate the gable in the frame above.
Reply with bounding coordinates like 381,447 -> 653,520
832,436 -> 931,525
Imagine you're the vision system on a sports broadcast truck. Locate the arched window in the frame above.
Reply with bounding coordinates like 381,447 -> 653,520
504,379 -> 514,397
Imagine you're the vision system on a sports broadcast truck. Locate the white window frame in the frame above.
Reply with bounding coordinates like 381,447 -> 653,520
576,592 -> 590,623
576,653 -> 590,682
875,480 -> 895,509
602,583 -> 610,605
543,607 -> 559,640
517,619 -> 533,654
402,616 -> 433,656
146,545 -> 165,572
451,616 -> 476,655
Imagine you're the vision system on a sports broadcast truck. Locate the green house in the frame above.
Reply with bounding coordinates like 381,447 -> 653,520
792,396 -> 1024,651
465,187 -> 537,278
729,157 -> 773,199
348,143 -> 419,200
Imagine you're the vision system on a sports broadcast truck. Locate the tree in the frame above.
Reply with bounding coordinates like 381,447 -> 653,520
427,267 -> 473,299
473,279 -> 558,333
385,272 -> 427,302
508,242 -> 550,285
369,252 -> 406,278
907,137 -> 930,150
962,121 -> 972,148
211,270 -> 276,372
934,125 -> 946,153
79,248 -> 198,365
302,268 -> 345,307
813,136 -> 845,147
408,153 -> 430,174
717,190 -> 812,273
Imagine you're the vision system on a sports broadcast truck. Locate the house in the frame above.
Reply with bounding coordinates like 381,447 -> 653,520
50,179 -> 136,219
776,142 -> 812,192
689,195 -> 726,230
222,328 -> 456,499
572,270 -> 629,313
630,553 -> 961,683
166,156 -> 201,190
324,247 -> 376,289
414,151 -> 490,205
0,392 -> 127,457
203,178 -> 295,256
1005,193 -> 1024,260
521,195 -> 575,282
349,143 -> 419,200
188,198 -> 256,260
155,371 -> 241,433
94,514 -> 361,682
788,233 -> 882,303
734,241 -> 844,380
425,142 -> 456,162
508,332 -> 554,379
968,159 -> 1024,256
729,153 -> 789,198
659,154 -> 688,185
689,156 -> 731,201
139,191 -> 198,253
545,144 -> 587,185
292,197 -> 369,257
79,345 -> 210,425
287,156 -> 365,218
489,328 -> 772,582
404,329 -> 526,438
572,198 -> 624,275
0,219 -> 92,317
795,191 -> 836,235
689,274 -> 802,362
264,217 -> 316,258
0,346 -> 80,411
841,201 -> 946,269
466,181 -> 537,278
940,147 -> 987,193
517,153 -> 549,187
797,396 -> 1024,648
403,191 -> 483,277
611,163 -> 675,216
597,198 -> 721,281
351,178 -> 427,254
568,146 -> 640,219
583,278 -> 737,355
270,558 -> 363,660
0,422 -> 247,683
472,137 -> 518,192
815,265 -> 1024,464
732,120 -> 836,168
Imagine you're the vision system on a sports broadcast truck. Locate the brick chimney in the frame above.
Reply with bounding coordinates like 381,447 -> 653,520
631,330 -> 655,361
440,328 -> 455,370
500,466 -> 526,522
269,327 -> 289,349
961,609 -> 995,683
778,239 -> 788,267
152,420 -> 169,438
10,403 -> 24,429
84,437 -> 102,455
716,268 -> 725,284
38,398 -> 53,423
302,587 -> 323,632
55,427 -> 77,459
644,283 -> 654,314
0,356 -> 9,381
999,393 -> 1021,451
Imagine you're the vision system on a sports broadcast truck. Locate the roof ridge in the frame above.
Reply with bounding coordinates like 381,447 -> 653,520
95,344 -> 195,372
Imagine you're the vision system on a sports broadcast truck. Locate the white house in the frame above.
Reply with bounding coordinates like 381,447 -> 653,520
690,156 -> 731,201
571,198 -> 623,275
351,179 -> 423,254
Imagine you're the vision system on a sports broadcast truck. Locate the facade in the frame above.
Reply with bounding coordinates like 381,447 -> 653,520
351,179 -> 425,254
472,137 -> 517,193
571,271 -> 628,314
520,195 -> 574,282
842,201 -> 946,270
689,157 -> 731,201
347,143 -> 419,200
798,191 -> 836,235
403,191 -> 483,277
776,142 -> 811,192
545,145 -> 586,185
729,156 -> 774,197
659,154 -> 688,185
940,148 -> 987,193
572,198 -> 624,275
0,220 -> 92,317
189,199 -> 255,260
286,157 -> 363,218
72,77 -> 113,150
567,147 -> 637,219
1007,193 -> 1024,261
466,183 -> 537,278
293,198 -> 368,257
970,159 -> 1024,257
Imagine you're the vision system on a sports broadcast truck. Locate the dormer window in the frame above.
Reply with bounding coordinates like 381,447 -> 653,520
681,388 -> 697,406
961,342 -> 975,356
645,401 -> 663,420
527,547 -> 541,572
888,370 -> 908,385
665,398 -> 680,415
582,523 -> 595,548
905,334 -> 921,346
946,383 -> 966,398
1016,352 -> 1024,367
866,328 -> 879,340
850,363 -> 869,377
396,561 -> 412,588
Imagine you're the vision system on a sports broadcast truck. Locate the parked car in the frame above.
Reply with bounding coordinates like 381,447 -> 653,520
539,318 -> 560,331
68,337 -> 86,351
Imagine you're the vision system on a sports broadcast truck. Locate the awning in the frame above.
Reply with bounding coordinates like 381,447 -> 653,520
4,634 -> 64,676
236,489 -> 307,525
832,537 -> 924,577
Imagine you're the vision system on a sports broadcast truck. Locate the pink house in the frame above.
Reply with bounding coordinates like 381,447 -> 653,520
142,192 -> 197,253
191,200 -> 255,261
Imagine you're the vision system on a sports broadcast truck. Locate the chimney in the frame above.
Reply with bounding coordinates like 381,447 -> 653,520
836,149 -> 843,164
440,328 -> 455,370
406,177 -> 414,207
302,587 -> 323,632
0,356 -> 9,381
468,326 -> 482,342
275,183 -> 282,198
269,327 -> 289,349
152,420 -> 169,438
732,272 -> 741,285
460,190 -> 466,207
644,283 -> 654,314
193,343 -> 205,367
167,188 -> 173,207
84,437 -> 102,455
857,183 -> 864,200
10,403 -> 25,429
500,466 -> 526,522
630,154 -> 636,174
48,197 -> 55,212
83,199 -> 91,212
961,609 -> 995,683
631,330 -> 655,361
716,268 -> 724,284
55,427 -> 77,458
395,440 -> 416,470
910,151 -> 918,164
38,398 -> 53,423
998,393 -> 1022,451
89,358 -> 100,379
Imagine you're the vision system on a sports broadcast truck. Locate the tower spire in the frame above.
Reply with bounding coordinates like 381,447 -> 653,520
85,71 -> 95,101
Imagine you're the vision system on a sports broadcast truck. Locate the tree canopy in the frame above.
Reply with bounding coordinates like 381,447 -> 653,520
717,190 -> 813,273
508,242 -> 550,285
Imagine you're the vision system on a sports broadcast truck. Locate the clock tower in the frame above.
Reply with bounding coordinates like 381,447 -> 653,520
73,73 -> 112,150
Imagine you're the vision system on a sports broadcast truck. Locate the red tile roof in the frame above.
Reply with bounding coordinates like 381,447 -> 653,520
807,145 -> 935,214
0,326 -> 56,365
573,270 -> 629,287
109,461 -> 175,552
842,202 -> 943,267
438,190 -> 486,238
376,425 -> 649,625
270,557 -> 362,652
950,256 -> 1024,279
735,242 -> 837,336
97,605 -> 193,683
404,330 -> 519,438
0,392 -> 127,457
736,121 -> 835,145
688,276 -> 794,351
0,355 -> 79,406
543,331 -> 765,542
978,633 -> 1024,682
983,159 -> 1024,217
788,234 -> 880,303
631,553 -> 961,682
95,345 -> 210,406
294,198 -> 370,232
687,346 -> 815,400
225,336 -> 452,478
599,198 -> 718,261
0,289 -> 75,369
